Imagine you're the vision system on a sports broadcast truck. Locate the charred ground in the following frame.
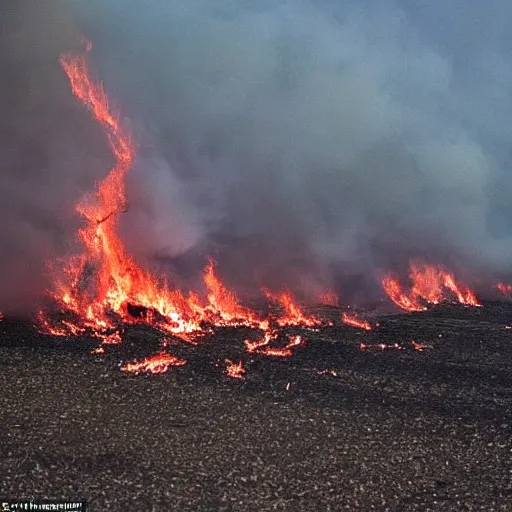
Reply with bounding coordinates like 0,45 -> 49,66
1,302 -> 512,511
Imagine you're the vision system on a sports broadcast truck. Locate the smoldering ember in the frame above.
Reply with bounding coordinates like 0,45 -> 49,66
2,2 -> 512,511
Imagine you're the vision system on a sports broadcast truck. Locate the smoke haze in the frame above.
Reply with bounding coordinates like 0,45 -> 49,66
2,0 -> 512,307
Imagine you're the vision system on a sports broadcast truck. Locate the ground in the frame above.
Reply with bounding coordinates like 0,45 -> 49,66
1,302 -> 512,511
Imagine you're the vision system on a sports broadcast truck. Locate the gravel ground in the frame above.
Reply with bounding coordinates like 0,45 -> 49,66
1,303 -> 512,511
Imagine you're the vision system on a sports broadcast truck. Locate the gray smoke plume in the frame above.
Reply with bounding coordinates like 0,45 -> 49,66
3,0 -> 512,308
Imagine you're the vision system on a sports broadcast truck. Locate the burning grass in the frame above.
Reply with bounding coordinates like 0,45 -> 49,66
29,38 -> 512,380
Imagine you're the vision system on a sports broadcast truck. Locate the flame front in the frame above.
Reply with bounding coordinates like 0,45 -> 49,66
382,262 -> 480,312
39,44 -> 333,368
36,41 -> 486,376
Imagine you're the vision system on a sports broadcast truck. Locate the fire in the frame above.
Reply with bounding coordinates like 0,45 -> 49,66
411,340 -> 431,351
264,290 -> 321,327
317,369 -> 337,377
381,276 -> 425,312
37,311 -> 85,337
92,331 -> 122,345
36,41 -> 344,373
34,38 -> 493,378
202,260 -> 267,329
45,45 -> 247,340
360,342 -> 402,351
42,45 -> 284,343
342,312 -> 372,330
497,283 -> 512,295
245,331 -> 306,357
121,352 -> 186,375
225,359 -> 245,379
382,262 -> 480,312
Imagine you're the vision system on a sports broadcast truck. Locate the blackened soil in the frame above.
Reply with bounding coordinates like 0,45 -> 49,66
1,302 -> 512,511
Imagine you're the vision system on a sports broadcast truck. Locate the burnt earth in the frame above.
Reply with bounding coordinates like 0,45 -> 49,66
1,302 -> 512,511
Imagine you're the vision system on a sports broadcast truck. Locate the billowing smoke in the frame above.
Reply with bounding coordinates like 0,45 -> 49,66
3,0 -> 512,308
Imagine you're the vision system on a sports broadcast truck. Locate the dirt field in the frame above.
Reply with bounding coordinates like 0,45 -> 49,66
1,303 -> 511,511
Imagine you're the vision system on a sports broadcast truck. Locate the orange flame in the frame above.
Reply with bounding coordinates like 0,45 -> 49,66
382,262 -> 480,312
264,290 -> 321,327
45,47 -> 279,341
381,277 -> 426,312
225,359 -> 246,379
342,312 -> 372,330
121,352 -> 186,375
245,331 -> 306,357
43,48 -> 206,338
411,340 -> 431,351
38,41 -> 482,375
203,260 -> 266,329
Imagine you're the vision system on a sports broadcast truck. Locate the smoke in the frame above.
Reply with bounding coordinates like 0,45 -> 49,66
0,1 -> 117,311
3,0 -> 512,307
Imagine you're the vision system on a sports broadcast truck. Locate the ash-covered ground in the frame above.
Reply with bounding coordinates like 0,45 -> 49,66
1,302 -> 512,511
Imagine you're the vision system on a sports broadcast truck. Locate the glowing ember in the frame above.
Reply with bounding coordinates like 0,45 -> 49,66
382,262 -> 480,312
317,369 -> 337,377
342,312 -> 372,330
91,346 -> 105,355
225,359 -> 245,379
92,331 -> 122,344
245,331 -> 306,357
360,342 -> 402,351
121,352 -> 186,375
411,340 -> 431,351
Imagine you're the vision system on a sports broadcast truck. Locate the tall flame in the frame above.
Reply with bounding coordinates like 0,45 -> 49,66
48,46 -> 204,339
